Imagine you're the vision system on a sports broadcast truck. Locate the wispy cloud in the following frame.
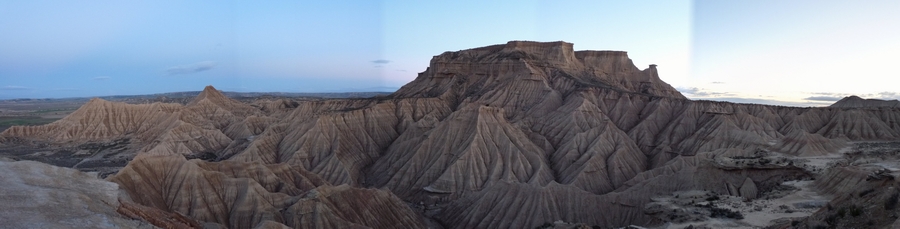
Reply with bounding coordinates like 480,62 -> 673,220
93,76 -> 110,81
804,96 -> 843,101
810,92 -> 840,95
676,87 -> 734,97
677,87 -> 700,94
395,69 -> 407,72
371,59 -> 390,64
165,61 -> 217,75
1,86 -> 30,90
805,91 -> 900,101
711,81 -> 725,84
873,92 -> 900,100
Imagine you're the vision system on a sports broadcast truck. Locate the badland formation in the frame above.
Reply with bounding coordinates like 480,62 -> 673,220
3,41 -> 900,228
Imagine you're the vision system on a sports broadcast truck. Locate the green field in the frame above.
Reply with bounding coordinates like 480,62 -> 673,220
0,116 -> 59,129
32,108 -> 78,114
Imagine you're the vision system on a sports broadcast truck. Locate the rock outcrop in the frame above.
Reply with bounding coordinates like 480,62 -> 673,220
3,41 -> 900,228
0,160 -> 151,228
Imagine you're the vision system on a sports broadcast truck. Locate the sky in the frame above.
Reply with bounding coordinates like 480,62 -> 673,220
0,1 -> 898,107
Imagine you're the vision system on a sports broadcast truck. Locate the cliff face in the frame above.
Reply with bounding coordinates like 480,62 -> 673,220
3,41 -> 900,228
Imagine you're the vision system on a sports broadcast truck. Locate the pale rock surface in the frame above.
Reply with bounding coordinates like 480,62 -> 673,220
0,160 -> 153,228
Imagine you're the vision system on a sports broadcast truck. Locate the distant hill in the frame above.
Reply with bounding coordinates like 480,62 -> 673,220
0,91 -> 393,106
829,95 -> 900,108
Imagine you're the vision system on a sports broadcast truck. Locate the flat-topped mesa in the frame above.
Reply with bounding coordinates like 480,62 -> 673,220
501,40 -> 579,66
393,41 -> 685,100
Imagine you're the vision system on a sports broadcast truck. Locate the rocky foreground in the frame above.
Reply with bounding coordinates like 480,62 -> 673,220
3,41 -> 900,228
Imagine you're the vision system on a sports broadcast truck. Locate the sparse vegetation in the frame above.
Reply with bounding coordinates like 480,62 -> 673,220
849,205 -> 862,217
709,207 -> 744,219
534,222 -> 553,229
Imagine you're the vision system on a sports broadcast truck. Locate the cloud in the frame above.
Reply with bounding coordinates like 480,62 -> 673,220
1,86 -> 30,90
165,61 -> 217,75
711,81 -> 725,84
873,92 -> 900,100
810,92 -> 843,95
395,69 -> 407,72
804,91 -> 900,101
371,59 -> 390,64
676,87 -> 734,97
676,87 -> 700,94
93,76 -> 110,81
804,96 -> 843,101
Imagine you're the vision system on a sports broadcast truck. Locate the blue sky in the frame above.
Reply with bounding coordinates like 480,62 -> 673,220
0,1 -> 898,107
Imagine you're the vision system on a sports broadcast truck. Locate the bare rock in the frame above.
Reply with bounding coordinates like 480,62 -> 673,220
0,160 -> 152,228
109,154 -> 425,228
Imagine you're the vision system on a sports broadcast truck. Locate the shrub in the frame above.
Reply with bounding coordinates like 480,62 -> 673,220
886,192 -> 900,210
709,207 -> 744,220
849,206 -> 862,217
534,222 -> 553,229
